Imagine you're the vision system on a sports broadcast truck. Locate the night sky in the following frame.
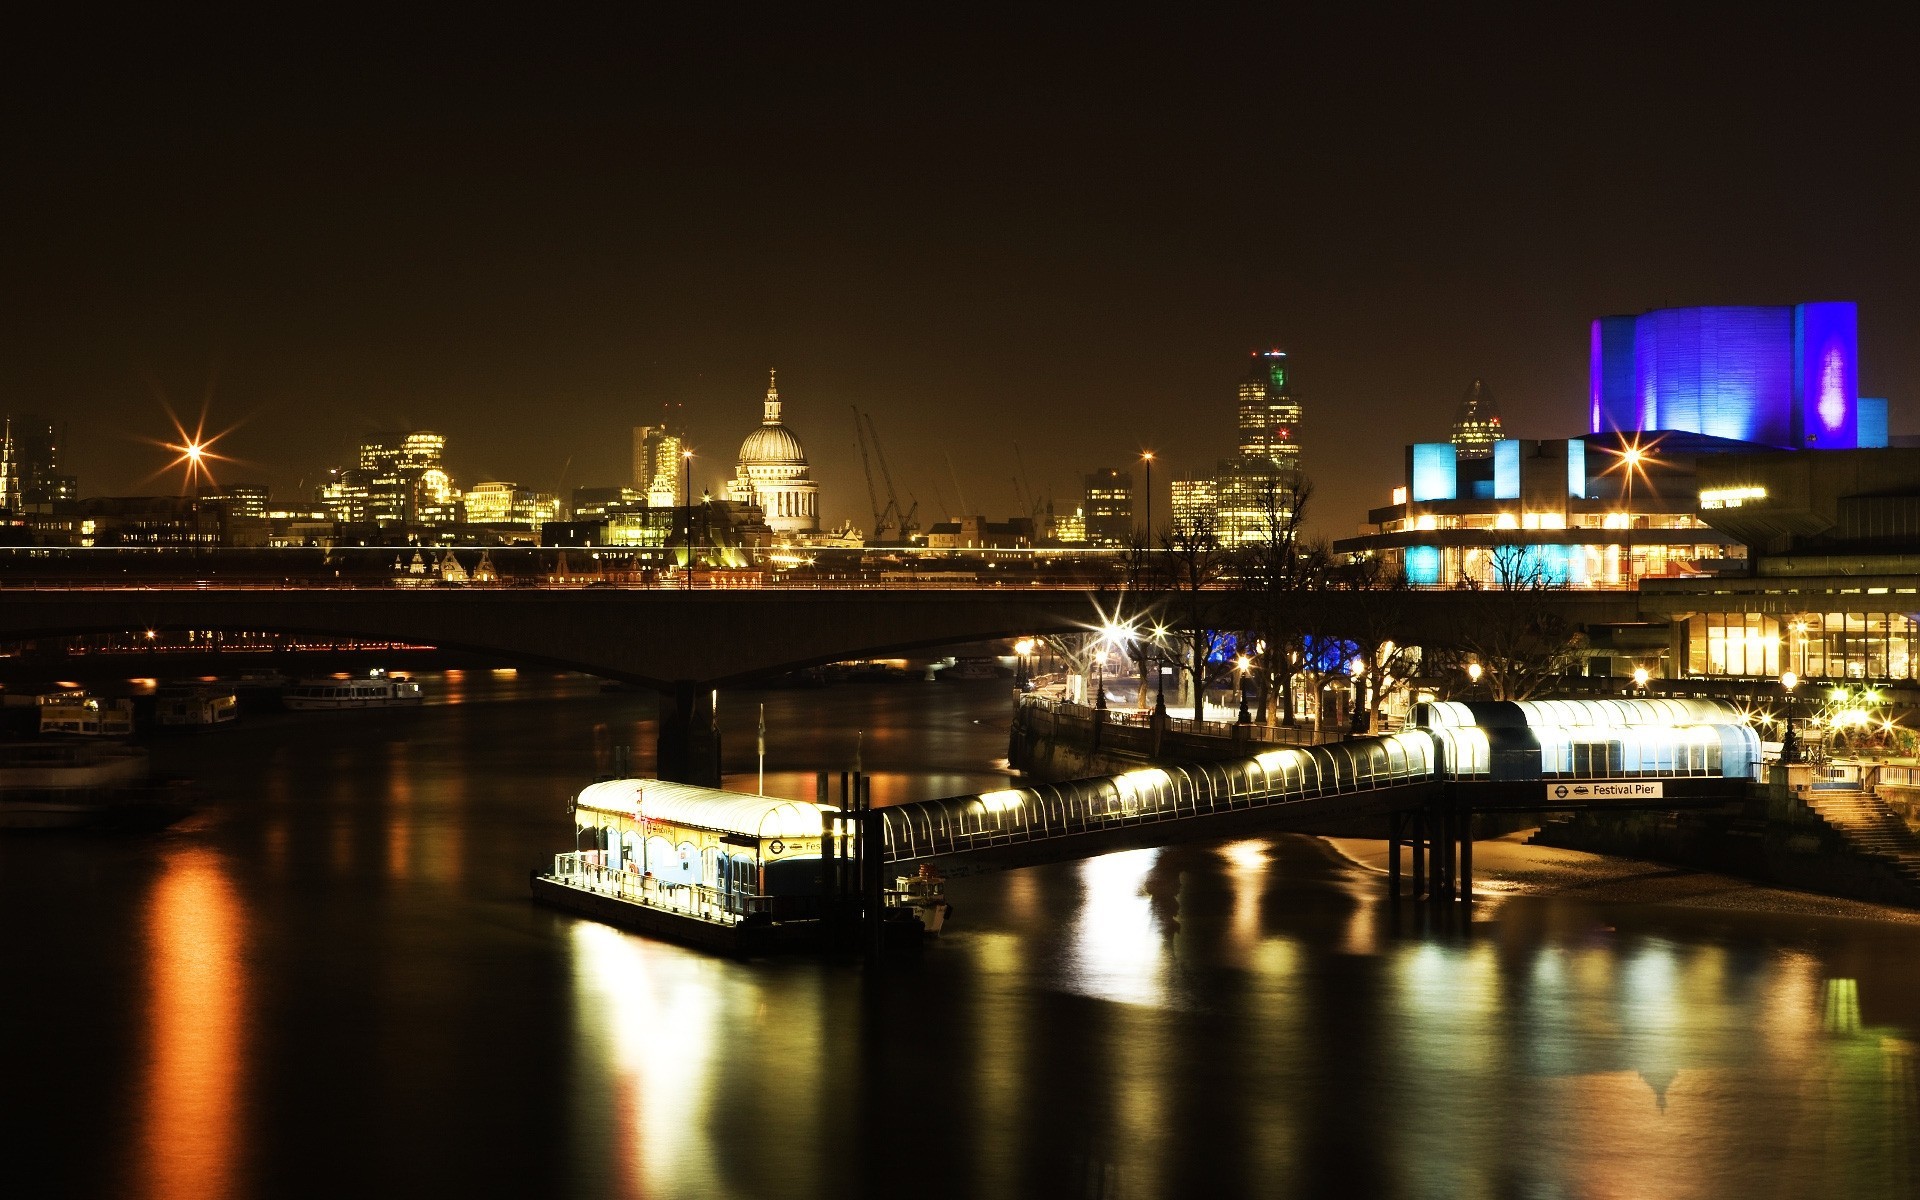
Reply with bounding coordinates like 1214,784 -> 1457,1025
4,14 -> 1915,537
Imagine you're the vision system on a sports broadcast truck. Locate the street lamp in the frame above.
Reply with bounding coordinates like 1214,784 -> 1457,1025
1466,660 -> 1483,692
681,450 -> 694,590
1140,450 -> 1155,543
1632,665 -> 1650,693
1780,670 -> 1801,763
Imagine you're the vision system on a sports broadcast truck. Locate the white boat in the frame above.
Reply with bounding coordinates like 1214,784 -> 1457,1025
38,693 -> 136,737
0,742 -> 189,830
156,686 -> 238,728
283,671 -> 423,711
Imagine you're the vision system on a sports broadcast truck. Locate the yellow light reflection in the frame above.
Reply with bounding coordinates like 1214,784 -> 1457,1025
1066,849 -> 1169,1008
140,847 -> 246,1200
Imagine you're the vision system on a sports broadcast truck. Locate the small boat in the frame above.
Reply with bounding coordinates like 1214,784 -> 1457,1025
156,685 -> 239,729
939,657 -> 1002,681
0,742 -> 191,830
38,693 -> 136,737
894,866 -> 952,934
284,670 -> 423,711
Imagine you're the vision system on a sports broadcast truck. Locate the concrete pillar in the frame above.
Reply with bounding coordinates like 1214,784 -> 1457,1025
657,681 -> 721,786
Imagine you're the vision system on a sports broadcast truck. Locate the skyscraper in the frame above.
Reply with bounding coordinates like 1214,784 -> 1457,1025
1237,350 -> 1301,471
632,420 -> 685,508
1082,468 -> 1133,547
1215,349 -> 1305,545
0,414 -> 78,510
1450,379 -> 1503,461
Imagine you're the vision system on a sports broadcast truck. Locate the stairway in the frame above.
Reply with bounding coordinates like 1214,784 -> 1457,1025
1801,788 -> 1920,890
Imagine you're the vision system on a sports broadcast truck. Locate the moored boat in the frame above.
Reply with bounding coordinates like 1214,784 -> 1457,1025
0,742 -> 192,830
283,670 -> 423,711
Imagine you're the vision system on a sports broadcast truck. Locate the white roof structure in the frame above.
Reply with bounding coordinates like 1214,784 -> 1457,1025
576,778 -> 830,840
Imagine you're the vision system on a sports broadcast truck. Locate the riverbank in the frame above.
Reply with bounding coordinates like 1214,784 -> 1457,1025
1326,831 -> 1920,926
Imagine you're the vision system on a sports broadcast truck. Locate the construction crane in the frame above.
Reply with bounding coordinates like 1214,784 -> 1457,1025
852,408 -> 918,542
852,406 -> 888,540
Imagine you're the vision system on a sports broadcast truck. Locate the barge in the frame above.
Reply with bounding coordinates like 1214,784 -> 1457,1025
531,777 -> 932,955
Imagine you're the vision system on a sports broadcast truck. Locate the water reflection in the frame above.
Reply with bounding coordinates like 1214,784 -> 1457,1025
8,675 -> 1920,1199
139,847 -> 245,1200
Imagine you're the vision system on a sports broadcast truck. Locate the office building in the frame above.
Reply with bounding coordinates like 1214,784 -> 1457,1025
631,421 -> 684,507
320,431 -> 461,529
0,414 -> 78,510
198,484 -> 270,519
1451,380 -> 1503,460
465,481 -> 561,526
1082,468 -> 1133,547
1170,476 -> 1217,536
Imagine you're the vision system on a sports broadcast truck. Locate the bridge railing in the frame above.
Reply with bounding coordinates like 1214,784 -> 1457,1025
880,731 -> 1441,864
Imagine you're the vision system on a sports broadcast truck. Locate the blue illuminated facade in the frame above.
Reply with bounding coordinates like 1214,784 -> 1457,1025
1590,302 -> 1861,449
1410,442 -> 1457,501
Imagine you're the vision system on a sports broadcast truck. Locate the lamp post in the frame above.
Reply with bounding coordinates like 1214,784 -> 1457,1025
681,450 -> 694,590
1466,660 -> 1482,697
1632,665 -> 1650,695
1780,670 -> 1800,763
1140,450 -> 1154,543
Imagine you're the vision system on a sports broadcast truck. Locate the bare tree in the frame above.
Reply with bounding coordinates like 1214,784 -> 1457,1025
1327,553 -> 1422,733
1229,474 -> 1317,723
1448,547 -> 1589,700
1153,512 -> 1234,714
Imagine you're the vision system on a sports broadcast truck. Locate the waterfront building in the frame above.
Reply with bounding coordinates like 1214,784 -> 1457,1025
1640,446 -> 1920,683
1335,433 -> 1742,587
1451,380 -> 1503,460
725,370 -> 819,536
1590,301 -> 1886,450
72,497 -> 227,547
631,422 -> 684,507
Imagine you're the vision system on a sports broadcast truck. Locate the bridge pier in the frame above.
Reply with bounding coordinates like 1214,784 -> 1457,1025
656,682 -> 722,787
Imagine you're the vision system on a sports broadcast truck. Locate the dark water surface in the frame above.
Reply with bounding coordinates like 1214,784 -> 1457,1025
5,673 -> 1920,1199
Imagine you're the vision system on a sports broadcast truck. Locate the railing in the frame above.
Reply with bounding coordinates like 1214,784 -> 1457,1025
881,732 -> 1443,864
548,853 -> 760,925
1021,694 -> 1349,747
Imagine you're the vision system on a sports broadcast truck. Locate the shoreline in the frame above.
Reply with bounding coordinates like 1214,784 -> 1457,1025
1321,830 -> 1920,927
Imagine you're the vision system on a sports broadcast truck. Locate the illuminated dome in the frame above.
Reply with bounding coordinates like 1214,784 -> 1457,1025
727,370 -> 820,535
738,422 -> 807,466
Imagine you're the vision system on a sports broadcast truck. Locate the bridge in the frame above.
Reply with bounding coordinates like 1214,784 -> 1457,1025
873,696 -> 1760,900
551,696 -> 1761,947
1,580 -> 1644,783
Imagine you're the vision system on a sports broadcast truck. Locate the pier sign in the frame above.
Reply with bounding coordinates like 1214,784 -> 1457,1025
1546,781 -> 1664,801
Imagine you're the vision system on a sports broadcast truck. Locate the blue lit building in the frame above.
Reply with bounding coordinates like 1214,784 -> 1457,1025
1589,301 -> 1886,451
1336,433 -> 1741,588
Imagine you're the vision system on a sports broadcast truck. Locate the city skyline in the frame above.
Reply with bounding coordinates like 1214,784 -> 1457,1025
5,16 -> 1915,537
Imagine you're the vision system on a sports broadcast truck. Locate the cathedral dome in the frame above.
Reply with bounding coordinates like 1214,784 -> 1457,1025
738,422 -> 807,467
727,369 -> 820,535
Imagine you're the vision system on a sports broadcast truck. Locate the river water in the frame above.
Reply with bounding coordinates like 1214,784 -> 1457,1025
5,672 -> 1919,1199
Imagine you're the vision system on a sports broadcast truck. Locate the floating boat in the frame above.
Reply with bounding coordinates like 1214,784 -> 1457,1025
283,670 -> 423,711
0,742 -> 192,830
38,693 -> 136,737
532,777 -> 926,955
156,685 -> 239,729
